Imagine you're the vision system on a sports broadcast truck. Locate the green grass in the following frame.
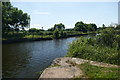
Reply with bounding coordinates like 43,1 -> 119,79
24,35 -> 53,38
67,29 -> 120,65
79,62 -> 119,79
3,31 -> 96,40
67,36 -> 119,65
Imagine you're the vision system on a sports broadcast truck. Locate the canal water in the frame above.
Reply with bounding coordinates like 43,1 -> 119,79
2,37 -> 77,78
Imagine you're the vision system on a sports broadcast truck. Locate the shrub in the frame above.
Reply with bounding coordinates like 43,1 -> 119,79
67,29 -> 119,65
53,29 -> 59,39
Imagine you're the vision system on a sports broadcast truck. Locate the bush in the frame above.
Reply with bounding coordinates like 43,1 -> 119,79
96,29 -> 115,47
67,29 -> 120,65
3,32 -> 25,39
59,30 -> 67,38
53,29 -> 59,39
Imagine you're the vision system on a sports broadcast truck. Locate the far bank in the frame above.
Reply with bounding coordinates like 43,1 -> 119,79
2,33 -> 96,44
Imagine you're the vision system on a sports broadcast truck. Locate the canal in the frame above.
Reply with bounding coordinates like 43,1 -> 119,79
3,37 -> 77,78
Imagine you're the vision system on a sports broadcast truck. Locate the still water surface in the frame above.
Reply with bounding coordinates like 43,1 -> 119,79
3,37 -> 77,78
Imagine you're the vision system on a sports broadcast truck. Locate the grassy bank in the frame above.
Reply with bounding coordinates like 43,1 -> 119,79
78,62 -> 119,79
67,29 -> 120,65
2,32 -> 96,43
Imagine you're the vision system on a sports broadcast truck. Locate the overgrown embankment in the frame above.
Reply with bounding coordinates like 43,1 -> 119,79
2,32 -> 96,44
67,28 -> 120,65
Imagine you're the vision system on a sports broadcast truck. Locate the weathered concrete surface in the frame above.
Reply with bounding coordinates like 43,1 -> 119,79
40,66 -> 83,78
52,57 -> 119,68
39,57 -> 86,79
39,57 -> 119,79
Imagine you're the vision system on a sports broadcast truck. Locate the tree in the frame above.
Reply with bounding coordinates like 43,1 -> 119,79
92,24 -> 97,31
2,2 -> 13,34
87,24 -> 97,31
59,30 -> 65,38
100,24 -> 106,30
74,21 -> 97,32
53,29 -> 59,39
97,28 -> 115,47
102,24 -> 105,27
74,21 -> 87,32
54,23 -> 65,30
29,28 -> 37,38
2,2 -> 30,36
116,25 -> 120,30
65,28 -> 74,31
59,30 -> 67,38
47,27 -> 54,31
41,27 -> 43,30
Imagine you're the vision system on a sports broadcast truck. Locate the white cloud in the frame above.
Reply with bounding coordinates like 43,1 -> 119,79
30,24 -> 51,30
30,24 -> 42,28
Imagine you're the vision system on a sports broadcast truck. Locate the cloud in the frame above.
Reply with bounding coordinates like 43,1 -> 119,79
30,24 -> 49,30
30,24 -> 42,28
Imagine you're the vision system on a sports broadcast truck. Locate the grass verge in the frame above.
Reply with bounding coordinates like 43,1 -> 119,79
78,62 -> 119,79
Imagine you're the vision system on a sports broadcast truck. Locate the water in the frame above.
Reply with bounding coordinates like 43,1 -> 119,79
2,37 -> 76,78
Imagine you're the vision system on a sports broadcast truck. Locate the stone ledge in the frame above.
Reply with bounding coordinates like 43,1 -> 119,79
39,57 -> 119,79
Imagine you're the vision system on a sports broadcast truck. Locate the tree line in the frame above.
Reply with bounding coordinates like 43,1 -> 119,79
2,2 -> 120,39
47,22 -> 97,32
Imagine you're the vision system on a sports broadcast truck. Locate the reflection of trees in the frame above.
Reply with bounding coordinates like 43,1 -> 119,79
53,39 -> 67,55
2,43 -> 31,78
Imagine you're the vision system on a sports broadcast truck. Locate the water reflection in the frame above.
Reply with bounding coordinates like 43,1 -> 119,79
3,43 -> 32,78
2,37 -> 76,78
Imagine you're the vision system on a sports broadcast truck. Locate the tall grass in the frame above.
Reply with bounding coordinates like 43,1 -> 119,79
67,29 -> 120,65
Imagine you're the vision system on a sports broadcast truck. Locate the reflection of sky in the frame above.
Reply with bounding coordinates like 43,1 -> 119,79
11,2 -> 117,29
2,37 -> 76,78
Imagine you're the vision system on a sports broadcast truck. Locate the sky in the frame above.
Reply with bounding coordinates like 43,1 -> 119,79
11,1 -> 118,30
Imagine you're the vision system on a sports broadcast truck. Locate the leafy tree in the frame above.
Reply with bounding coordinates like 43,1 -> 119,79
102,24 -> 105,27
97,28 -> 116,47
41,27 -> 43,30
54,23 -> 65,30
87,24 -> 97,31
59,30 -> 67,38
65,28 -> 74,31
47,27 -> 54,31
2,2 -> 30,37
53,29 -> 59,39
14,28 -> 19,33
29,28 -> 37,38
116,25 -> 120,30
74,21 -> 87,32
74,21 -> 97,32
98,24 -> 106,30
2,2 -> 13,34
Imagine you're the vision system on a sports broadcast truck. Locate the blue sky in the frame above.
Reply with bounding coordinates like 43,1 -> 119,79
11,2 -> 118,30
